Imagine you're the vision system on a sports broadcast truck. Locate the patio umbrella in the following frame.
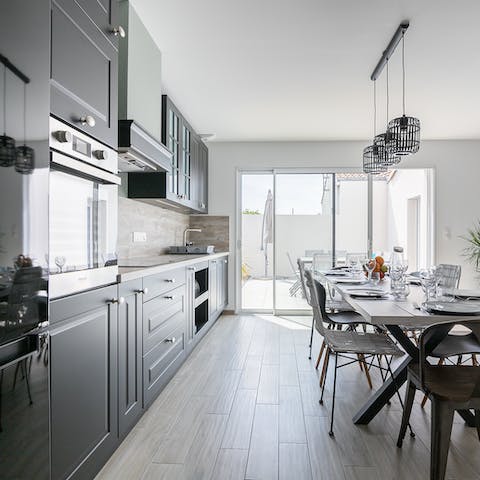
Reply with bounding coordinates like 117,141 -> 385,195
260,189 -> 273,277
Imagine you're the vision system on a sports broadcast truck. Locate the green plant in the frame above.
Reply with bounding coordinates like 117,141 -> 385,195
462,222 -> 480,270
242,208 -> 261,215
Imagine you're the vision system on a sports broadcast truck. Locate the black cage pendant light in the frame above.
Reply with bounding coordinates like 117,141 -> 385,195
363,81 -> 387,174
0,65 -> 16,167
378,60 -> 400,167
15,83 -> 34,174
386,33 -> 420,155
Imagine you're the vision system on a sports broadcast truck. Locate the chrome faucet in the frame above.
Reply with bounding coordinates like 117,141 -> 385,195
183,228 -> 202,246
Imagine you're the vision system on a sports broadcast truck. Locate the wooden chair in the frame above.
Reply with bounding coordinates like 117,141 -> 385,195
397,320 -> 480,480
305,270 -> 408,436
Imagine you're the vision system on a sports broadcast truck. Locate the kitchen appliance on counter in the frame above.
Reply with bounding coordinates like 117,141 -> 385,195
49,116 -> 121,299
0,1 -> 50,478
118,119 -> 172,172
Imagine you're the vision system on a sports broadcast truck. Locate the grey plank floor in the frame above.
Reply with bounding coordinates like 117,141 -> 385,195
96,315 -> 480,480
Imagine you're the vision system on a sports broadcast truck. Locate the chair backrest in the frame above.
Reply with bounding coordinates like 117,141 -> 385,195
297,259 -> 312,306
418,320 -> 480,392
304,270 -> 328,335
436,264 -> 461,289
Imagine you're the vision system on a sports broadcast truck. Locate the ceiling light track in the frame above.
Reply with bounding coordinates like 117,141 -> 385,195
370,22 -> 409,81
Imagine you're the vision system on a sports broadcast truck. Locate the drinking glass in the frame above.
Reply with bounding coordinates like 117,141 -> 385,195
371,271 -> 380,285
363,258 -> 375,283
420,268 -> 437,302
54,255 -> 66,273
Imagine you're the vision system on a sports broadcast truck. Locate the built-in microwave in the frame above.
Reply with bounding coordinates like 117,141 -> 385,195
49,117 -> 120,298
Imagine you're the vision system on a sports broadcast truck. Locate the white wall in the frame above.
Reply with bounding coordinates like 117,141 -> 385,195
208,140 -> 480,310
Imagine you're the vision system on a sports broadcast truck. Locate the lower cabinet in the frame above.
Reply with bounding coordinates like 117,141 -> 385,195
209,256 -> 228,320
49,285 -> 118,480
118,280 -> 144,437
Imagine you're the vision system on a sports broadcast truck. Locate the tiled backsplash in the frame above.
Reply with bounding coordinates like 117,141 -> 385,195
118,196 -> 229,259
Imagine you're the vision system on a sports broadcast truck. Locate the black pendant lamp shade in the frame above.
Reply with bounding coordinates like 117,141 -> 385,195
0,65 -> 16,167
15,83 -> 34,174
386,114 -> 420,155
375,133 -> 400,166
363,144 -> 387,174
386,33 -> 420,155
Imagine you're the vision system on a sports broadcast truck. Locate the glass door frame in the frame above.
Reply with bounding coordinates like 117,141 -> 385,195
236,167 -> 435,315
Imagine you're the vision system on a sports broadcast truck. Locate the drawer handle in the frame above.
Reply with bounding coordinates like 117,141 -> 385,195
165,337 -> 176,343
164,295 -> 175,300
109,297 -> 125,305
165,279 -> 175,283
136,287 -> 148,295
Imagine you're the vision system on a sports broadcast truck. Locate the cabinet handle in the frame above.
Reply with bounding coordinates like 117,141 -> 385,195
164,295 -> 175,300
165,279 -> 175,283
136,288 -> 148,295
79,115 -> 95,127
188,266 -> 195,271
109,297 -> 125,304
111,25 -> 126,38
165,337 -> 176,343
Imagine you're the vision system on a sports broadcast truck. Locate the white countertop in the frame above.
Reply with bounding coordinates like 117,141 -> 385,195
117,252 -> 229,282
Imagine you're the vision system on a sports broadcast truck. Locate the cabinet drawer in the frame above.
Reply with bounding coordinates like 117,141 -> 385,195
143,285 -> 185,353
143,267 -> 186,301
143,325 -> 185,406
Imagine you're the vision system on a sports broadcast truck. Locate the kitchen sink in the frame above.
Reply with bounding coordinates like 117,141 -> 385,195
169,245 -> 215,254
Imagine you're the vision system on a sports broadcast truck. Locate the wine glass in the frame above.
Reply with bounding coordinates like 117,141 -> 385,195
54,255 -> 66,273
363,258 -> 375,283
420,268 -> 436,302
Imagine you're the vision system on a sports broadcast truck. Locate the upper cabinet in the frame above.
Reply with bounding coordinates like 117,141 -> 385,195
50,0 -> 119,148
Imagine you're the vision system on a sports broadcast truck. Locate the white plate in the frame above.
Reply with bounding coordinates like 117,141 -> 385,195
424,301 -> 480,315
445,289 -> 480,299
347,288 -> 389,298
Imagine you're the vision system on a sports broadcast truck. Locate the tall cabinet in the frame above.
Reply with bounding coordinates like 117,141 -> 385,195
50,0 -> 120,147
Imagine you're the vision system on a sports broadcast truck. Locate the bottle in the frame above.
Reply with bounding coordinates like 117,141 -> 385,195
390,246 -> 408,298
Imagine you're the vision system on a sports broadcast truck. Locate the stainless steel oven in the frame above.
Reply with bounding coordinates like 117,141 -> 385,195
49,117 -> 120,298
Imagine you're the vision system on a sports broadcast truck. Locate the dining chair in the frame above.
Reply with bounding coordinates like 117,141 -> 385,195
396,320 -> 480,480
436,264 -> 461,289
305,270 -> 409,437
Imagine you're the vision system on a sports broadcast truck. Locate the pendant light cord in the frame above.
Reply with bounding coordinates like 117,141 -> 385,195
402,33 -> 406,115
23,83 -> 27,146
373,80 -> 377,136
2,65 -> 6,135
386,59 -> 389,127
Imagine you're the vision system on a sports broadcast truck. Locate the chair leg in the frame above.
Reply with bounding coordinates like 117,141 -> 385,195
319,347 -> 330,388
308,316 -> 315,360
319,350 -> 331,406
360,354 -> 373,389
430,399 -> 454,480
397,379 -> 416,447
329,352 -> 339,437
422,358 -> 444,408
21,359 -> 33,405
474,410 -> 480,441
472,354 -> 478,366
357,354 -> 364,372
316,339 -> 326,370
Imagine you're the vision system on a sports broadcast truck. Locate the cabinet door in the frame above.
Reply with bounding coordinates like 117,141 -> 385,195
218,257 -> 228,310
118,280 -> 143,437
75,0 -> 117,32
198,142 -> 208,212
209,260 -> 218,318
51,0 -> 118,147
162,96 -> 182,200
50,285 -> 118,480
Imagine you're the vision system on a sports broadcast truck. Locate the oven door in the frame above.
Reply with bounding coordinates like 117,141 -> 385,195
49,151 -> 120,298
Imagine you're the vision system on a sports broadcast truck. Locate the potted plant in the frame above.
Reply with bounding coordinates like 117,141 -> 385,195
462,222 -> 480,271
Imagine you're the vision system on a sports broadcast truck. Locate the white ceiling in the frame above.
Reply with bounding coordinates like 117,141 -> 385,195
131,0 -> 480,141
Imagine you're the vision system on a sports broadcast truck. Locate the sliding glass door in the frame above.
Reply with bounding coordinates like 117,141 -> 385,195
274,173 -> 333,311
238,169 -> 434,314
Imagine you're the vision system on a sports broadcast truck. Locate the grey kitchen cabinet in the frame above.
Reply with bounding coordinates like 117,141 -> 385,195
142,279 -> 187,406
209,256 -> 228,321
49,284 -> 118,480
50,0 -> 119,147
117,279 -> 144,437
191,135 -> 208,213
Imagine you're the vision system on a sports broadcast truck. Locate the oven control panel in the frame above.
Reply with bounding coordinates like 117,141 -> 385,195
50,116 -> 117,174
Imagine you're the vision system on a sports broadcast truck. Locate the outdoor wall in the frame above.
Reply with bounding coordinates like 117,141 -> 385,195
209,140 -> 480,310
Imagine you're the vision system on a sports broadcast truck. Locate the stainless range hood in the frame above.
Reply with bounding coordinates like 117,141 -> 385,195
118,120 -> 172,172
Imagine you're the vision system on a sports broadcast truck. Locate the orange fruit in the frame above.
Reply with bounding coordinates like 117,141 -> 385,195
375,256 -> 384,266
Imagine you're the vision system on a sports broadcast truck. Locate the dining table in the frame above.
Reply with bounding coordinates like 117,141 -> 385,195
312,266 -> 479,427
